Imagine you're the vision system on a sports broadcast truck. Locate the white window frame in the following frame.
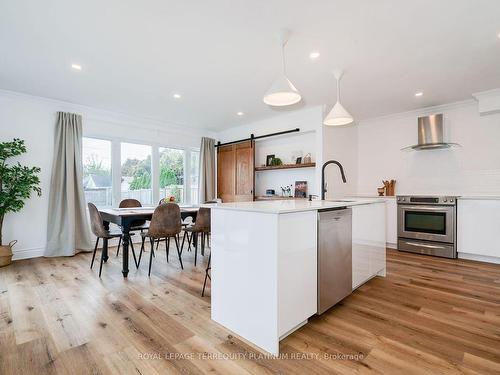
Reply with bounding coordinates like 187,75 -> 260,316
82,135 -> 200,206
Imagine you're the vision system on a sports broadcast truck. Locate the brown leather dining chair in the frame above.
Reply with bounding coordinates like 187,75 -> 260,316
183,207 -> 211,267
116,198 -> 149,256
137,203 -> 183,276
88,203 -> 138,277
157,197 -> 192,251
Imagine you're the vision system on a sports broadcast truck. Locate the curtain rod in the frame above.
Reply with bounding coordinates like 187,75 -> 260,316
215,128 -> 300,147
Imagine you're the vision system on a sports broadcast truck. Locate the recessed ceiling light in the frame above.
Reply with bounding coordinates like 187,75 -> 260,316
415,91 -> 424,97
237,112 -> 244,116
71,64 -> 82,71
173,93 -> 181,99
309,51 -> 320,59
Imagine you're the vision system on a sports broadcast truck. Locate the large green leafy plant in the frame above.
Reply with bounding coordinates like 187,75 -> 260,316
0,139 -> 41,245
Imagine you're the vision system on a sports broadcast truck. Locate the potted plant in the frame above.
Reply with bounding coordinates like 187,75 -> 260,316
0,138 -> 41,266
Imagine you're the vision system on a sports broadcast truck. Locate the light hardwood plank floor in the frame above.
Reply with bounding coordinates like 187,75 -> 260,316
1,244 -> 500,374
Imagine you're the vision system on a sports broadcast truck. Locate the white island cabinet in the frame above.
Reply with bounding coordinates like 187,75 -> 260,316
458,198 -> 500,263
208,199 -> 386,355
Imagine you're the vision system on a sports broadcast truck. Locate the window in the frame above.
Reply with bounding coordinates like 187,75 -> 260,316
159,147 -> 185,204
121,142 -> 152,205
82,138 -> 112,206
82,137 -> 199,207
190,151 -> 200,204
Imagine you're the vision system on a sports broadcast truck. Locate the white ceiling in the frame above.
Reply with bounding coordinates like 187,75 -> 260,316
1,0 -> 500,131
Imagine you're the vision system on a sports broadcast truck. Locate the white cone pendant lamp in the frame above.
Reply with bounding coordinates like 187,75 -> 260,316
263,30 -> 302,107
323,69 -> 354,126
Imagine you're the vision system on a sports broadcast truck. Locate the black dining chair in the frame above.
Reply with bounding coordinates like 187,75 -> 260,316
88,203 -> 138,277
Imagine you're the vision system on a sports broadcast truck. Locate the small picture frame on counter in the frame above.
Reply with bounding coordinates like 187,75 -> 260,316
294,180 -> 308,198
266,154 -> 275,166
295,157 -> 302,164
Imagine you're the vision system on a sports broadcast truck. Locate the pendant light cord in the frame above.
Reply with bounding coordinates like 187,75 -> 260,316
281,40 -> 286,75
336,75 -> 341,103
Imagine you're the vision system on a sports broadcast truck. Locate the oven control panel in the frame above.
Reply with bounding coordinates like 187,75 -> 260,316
396,195 -> 457,205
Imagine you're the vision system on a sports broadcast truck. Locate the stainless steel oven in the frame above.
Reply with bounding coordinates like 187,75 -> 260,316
397,195 -> 457,258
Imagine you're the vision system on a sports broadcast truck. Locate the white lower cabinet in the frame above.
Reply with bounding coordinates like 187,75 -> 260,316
457,199 -> 500,259
351,203 -> 387,289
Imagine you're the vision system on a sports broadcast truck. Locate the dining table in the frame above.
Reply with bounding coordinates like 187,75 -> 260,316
99,206 -> 199,277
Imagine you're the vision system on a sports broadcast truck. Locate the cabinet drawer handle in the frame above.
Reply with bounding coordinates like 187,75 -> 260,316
405,242 -> 446,249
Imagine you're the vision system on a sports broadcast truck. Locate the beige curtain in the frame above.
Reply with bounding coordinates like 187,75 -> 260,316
45,112 -> 93,257
199,137 -> 216,203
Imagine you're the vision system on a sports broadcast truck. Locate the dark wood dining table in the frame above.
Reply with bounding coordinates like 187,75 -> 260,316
99,206 -> 199,277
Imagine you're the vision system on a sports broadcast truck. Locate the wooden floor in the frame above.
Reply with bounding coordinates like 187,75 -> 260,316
1,245 -> 500,375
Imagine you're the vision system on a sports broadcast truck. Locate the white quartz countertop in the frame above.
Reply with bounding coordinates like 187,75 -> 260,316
203,198 -> 384,214
458,195 -> 500,200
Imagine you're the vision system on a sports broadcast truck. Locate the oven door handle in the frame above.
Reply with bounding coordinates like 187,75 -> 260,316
404,241 -> 447,249
401,206 -> 450,211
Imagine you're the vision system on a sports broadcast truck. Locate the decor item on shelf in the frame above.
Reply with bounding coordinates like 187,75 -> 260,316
265,189 -> 276,196
281,185 -> 292,197
291,150 -> 303,164
0,138 -> 41,267
270,157 -> 283,166
295,157 -> 302,164
323,69 -> 354,126
266,154 -> 275,166
303,153 -> 312,164
377,187 -> 385,196
382,179 -> 396,196
263,29 -> 302,107
294,181 -> 308,198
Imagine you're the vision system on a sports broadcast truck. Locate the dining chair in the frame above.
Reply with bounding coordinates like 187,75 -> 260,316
138,203 -> 183,276
202,252 -> 211,297
157,197 -> 191,250
88,202 -> 138,277
183,207 -> 210,266
116,198 -> 149,256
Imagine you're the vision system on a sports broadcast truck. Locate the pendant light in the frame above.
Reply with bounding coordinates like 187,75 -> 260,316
323,69 -> 354,126
263,30 -> 302,107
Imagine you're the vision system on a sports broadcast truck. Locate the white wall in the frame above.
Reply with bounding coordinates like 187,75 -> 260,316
0,90 -> 215,260
217,107 -> 324,197
356,101 -> 500,196
322,124 -> 358,198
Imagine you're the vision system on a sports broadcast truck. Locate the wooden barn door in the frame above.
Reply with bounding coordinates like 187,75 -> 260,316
217,140 -> 254,202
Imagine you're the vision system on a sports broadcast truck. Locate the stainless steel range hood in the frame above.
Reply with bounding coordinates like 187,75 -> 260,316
402,114 -> 460,151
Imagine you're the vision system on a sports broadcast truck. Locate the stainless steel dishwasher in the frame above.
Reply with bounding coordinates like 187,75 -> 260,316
317,207 -> 352,314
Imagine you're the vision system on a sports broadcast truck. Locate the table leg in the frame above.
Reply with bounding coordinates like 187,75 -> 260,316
121,223 -> 131,277
103,221 -> 110,262
103,238 -> 109,263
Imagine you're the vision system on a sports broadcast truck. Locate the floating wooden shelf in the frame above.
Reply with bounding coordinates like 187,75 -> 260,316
254,162 -> 316,171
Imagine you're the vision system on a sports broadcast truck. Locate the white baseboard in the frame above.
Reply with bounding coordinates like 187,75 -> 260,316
11,237 -> 145,261
458,252 -> 500,265
386,242 -> 397,249
12,247 -> 46,260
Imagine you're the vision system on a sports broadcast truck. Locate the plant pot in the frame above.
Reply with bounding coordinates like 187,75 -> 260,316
0,240 -> 17,267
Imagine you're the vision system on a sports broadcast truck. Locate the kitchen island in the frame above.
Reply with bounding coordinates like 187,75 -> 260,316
207,199 -> 386,355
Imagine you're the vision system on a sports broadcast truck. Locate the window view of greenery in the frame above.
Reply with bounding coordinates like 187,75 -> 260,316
159,147 -> 185,203
190,151 -> 200,203
82,138 -> 112,206
121,143 -> 152,205
83,139 -> 198,207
